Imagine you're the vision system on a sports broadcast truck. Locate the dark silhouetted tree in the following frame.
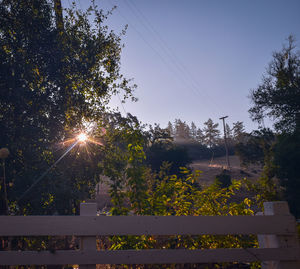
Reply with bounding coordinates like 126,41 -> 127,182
190,121 -> 197,139
274,132 -> 300,217
196,127 -> 205,144
0,0 -> 135,214
249,35 -> 300,133
203,118 -> 220,148
232,121 -> 246,143
248,36 -> 300,217
174,119 -> 190,141
167,121 -> 174,137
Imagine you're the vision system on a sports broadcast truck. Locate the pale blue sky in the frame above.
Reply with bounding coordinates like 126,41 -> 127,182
64,0 -> 300,131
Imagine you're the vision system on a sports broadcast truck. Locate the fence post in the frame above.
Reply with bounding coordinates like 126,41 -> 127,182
80,202 -> 97,269
258,201 -> 300,269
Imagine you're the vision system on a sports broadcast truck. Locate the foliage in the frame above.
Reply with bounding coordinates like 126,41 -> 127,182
166,119 -> 239,162
174,119 -> 191,141
234,128 -> 279,207
178,141 -> 233,161
108,168 -> 259,268
146,143 -> 191,175
249,35 -> 300,133
215,170 -> 232,188
238,130 -> 300,218
97,112 -> 148,215
273,130 -> 300,217
145,126 -> 191,174
203,118 -> 221,148
98,116 -> 193,214
232,121 -> 246,143
99,125 -> 260,261
235,129 -> 275,166
248,36 -> 300,217
0,0 -> 134,214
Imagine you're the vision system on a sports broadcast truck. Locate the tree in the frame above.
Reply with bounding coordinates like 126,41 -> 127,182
225,123 -> 232,139
166,121 -> 174,137
249,36 -> 300,133
203,118 -> 220,148
0,0 -> 135,214
235,129 -> 275,166
146,124 -> 170,145
232,121 -> 246,143
248,36 -> 300,217
190,121 -> 197,140
196,127 -> 205,144
174,119 -> 190,141
98,112 -> 148,215
144,124 -> 191,175
274,131 -> 300,217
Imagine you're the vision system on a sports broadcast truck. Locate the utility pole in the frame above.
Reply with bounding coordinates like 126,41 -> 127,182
219,116 -> 230,169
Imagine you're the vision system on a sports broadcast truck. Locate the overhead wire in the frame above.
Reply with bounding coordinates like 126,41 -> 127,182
66,0 -> 225,119
106,0 -> 207,101
108,0 -> 183,79
107,0 -> 195,115
122,0 -> 223,114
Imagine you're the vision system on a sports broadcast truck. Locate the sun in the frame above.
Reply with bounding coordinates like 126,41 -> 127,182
77,133 -> 88,142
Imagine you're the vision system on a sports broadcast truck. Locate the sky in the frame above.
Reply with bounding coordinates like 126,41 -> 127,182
63,0 -> 300,132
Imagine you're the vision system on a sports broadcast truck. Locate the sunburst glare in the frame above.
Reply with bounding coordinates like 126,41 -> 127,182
77,133 -> 88,142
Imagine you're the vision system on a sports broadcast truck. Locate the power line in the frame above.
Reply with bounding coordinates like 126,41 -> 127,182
109,0 -> 182,75
122,0 -> 223,113
107,0 -> 220,112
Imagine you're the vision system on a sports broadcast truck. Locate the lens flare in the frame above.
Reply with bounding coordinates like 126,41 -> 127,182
77,133 -> 87,142
18,129 -> 104,202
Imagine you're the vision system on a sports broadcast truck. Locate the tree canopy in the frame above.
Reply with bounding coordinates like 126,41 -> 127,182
249,36 -> 300,133
0,0 -> 135,214
248,36 -> 300,217
203,118 -> 221,148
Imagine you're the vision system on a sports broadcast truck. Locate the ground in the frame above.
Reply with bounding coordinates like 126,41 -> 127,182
191,155 -> 262,185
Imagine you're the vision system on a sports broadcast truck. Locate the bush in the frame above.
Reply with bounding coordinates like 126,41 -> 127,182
215,170 -> 232,188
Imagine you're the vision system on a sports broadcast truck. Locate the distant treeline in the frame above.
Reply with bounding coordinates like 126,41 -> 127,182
165,118 -> 246,160
143,119 -> 247,174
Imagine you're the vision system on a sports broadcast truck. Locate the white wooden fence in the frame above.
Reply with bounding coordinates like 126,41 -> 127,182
0,201 -> 299,268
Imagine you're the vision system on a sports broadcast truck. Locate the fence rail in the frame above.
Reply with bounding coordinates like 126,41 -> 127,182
0,215 -> 296,236
0,201 -> 299,268
0,249 -> 299,265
